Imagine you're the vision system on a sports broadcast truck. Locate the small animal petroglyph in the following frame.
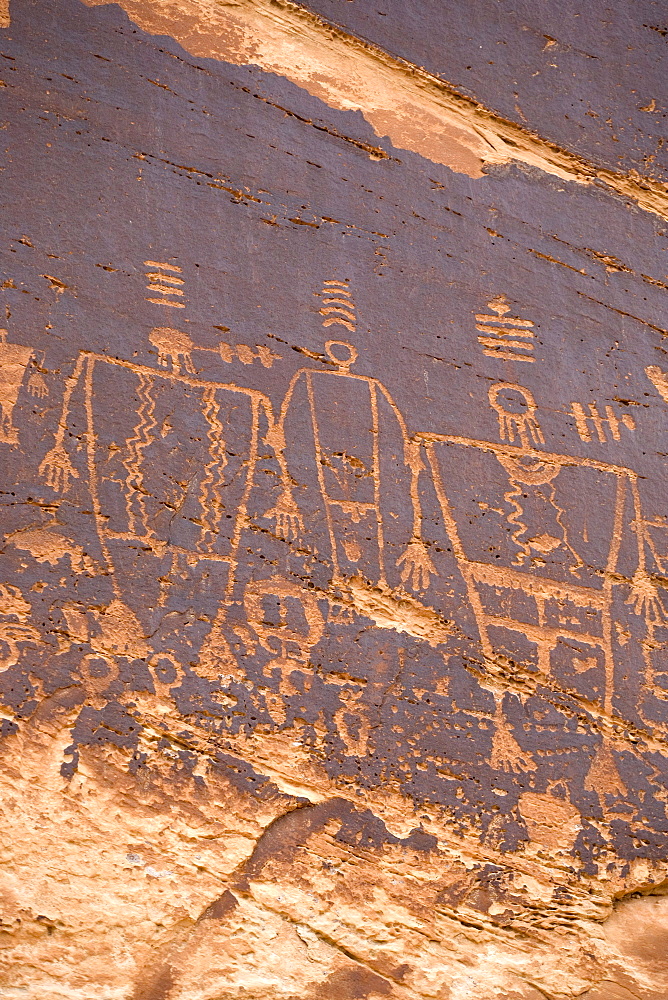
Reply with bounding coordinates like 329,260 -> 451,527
217,340 -> 281,367
149,326 -> 196,374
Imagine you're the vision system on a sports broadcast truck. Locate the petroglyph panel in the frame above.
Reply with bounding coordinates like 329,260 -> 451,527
2,1 -> 668,998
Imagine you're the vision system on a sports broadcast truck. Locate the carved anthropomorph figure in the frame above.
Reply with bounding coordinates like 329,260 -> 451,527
417,380 -> 662,793
254,279 -> 479,766
625,363 -> 668,723
266,279 -> 435,600
38,339 -> 276,692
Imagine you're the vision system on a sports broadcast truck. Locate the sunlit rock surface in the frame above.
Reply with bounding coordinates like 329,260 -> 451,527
2,1 -> 668,997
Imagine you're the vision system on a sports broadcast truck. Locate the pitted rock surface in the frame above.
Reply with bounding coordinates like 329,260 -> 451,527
2,1 -> 668,997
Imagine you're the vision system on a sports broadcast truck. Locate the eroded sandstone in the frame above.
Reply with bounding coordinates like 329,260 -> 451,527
1,1 -> 668,997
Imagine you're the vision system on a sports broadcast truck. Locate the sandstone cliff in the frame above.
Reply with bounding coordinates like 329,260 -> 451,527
1,1 -> 668,997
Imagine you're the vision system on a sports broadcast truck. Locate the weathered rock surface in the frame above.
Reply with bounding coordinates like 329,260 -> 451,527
1,1 -> 668,997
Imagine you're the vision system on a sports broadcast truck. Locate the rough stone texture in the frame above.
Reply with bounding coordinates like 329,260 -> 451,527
1,2 -> 668,998
299,0 -> 668,184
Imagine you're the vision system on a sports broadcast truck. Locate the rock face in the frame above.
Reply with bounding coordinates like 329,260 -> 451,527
1,1 -> 668,997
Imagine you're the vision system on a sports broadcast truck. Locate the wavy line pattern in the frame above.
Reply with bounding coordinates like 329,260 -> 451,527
121,372 -> 157,538
548,482 -> 584,575
199,386 -> 228,551
504,480 -> 531,566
